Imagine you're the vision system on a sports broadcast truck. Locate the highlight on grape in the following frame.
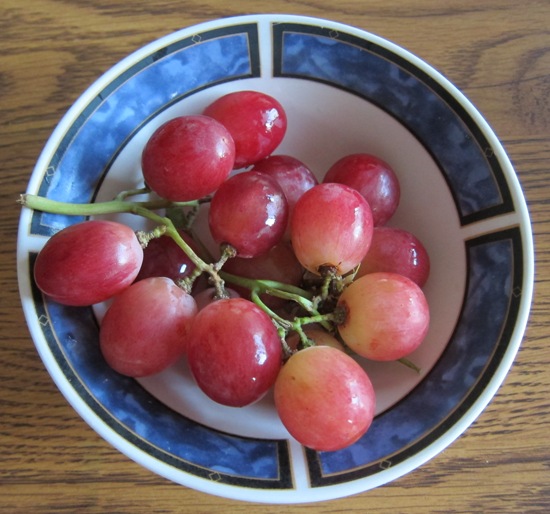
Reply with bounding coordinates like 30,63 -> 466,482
20,89 -> 431,451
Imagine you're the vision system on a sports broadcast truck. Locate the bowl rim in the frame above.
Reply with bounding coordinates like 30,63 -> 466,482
17,13 -> 535,504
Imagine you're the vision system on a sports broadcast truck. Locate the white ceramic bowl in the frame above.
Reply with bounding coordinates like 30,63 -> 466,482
17,14 -> 534,504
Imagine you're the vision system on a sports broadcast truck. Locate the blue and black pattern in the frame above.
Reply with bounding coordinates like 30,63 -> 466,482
272,23 -> 514,225
31,24 -> 260,236
21,16 -> 530,497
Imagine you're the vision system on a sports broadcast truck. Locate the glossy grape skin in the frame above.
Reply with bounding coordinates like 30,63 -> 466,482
208,171 -> 289,258
141,115 -> 235,201
222,242 -> 304,309
187,298 -> 283,407
251,155 -> 318,211
99,277 -> 198,377
357,226 -> 431,287
252,154 -> 318,240
274,346 -> 375,451
135,230 -> 199,283
203,91 -> 287,168
290,183 -> 373,275
34,220 -> 143,306
324,153 -> 400,226
337,272 -> 430,361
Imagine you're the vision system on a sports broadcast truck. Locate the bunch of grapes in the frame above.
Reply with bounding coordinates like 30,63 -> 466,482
24,90 -> 431,452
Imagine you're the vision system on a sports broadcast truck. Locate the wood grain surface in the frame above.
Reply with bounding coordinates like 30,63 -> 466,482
1,1 -> 549,512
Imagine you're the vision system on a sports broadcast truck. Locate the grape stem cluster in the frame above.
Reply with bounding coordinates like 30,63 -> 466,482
19,192 -> 347,355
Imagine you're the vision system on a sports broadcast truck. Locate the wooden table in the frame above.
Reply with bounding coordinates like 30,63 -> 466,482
1,1 -> 548,512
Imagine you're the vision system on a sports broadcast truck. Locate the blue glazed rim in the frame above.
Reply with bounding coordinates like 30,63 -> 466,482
17,14 -> 534,503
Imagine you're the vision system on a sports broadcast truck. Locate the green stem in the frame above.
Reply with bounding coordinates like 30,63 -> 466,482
320,272 -> 333,300
220,270 -> 335,328
115,186 -> 151,201
249,288 -> 336,343
249,291 -> 337,358
220,271 -> 313,301
294,311 -> 338,327
250,291 -> 292,330
19,194 -> 212,279
20,194 -> 197,218
397,357 -> 422,374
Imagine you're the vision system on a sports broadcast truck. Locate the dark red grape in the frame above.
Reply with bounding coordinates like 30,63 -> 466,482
187,298 -> 283,407
324,153 -> 400,226
208,171 -> 289,258
358,226 -> 430,287
135,230 -> 199,283
251,154 -> 318,211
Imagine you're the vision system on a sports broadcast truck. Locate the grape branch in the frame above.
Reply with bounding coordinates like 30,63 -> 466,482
19,192 -> 338,338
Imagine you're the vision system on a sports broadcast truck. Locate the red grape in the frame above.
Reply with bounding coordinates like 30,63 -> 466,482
337,272 -> 430,361
141,115 -> 235,201
99,277 -> 198,377
251,154 -> 318,211
193,286 -> 240,310
324,153 -> 400,226
34,220 -> 143,306
208,171 -> 289,258
357,226 -> 431,287
252,154 -> 318,240
135,230 -> 199,283
290,183 -> 373,275
203,91 -> 287,168
274,346 -> 375,451
187,298 -> 283,407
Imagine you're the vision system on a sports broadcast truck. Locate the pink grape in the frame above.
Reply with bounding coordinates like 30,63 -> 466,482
34,220 -> 143,306
208,171 -> 289,258
99,277 -> 198,377
141,115 -> 235,201
203,90 -> 287,168
274,346 -> 376,451
357,226 -> 431,287
324,153 -> 400,226
337,272 -> 430,361
187,298 -> 283,407
290,183 -> 373,275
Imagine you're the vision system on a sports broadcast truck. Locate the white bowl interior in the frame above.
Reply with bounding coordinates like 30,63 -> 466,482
17,14 -> 533,504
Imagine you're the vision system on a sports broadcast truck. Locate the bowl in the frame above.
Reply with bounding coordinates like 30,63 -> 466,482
17,14 -> 534,504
